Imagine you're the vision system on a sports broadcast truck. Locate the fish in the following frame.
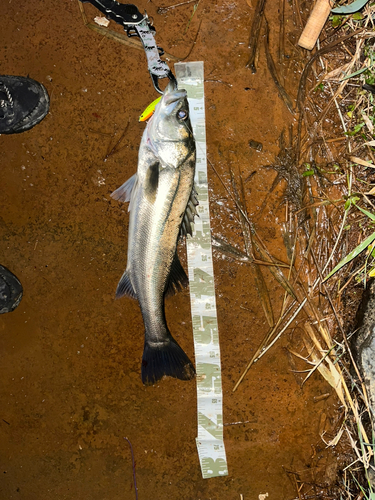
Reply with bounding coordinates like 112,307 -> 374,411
111,81 -> 198,386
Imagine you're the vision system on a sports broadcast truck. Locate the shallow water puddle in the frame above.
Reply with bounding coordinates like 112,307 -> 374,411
0,1 -> 349,499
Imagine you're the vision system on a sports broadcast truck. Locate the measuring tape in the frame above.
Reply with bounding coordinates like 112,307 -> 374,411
175,61 -> 228,479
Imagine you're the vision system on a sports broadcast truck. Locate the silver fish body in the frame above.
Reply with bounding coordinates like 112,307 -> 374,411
111,82 -> 197,385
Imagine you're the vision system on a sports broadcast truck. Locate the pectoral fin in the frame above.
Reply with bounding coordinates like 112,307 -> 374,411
111,173 -> 139,213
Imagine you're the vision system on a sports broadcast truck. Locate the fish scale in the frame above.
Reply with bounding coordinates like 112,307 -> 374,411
175,61 -> 228,479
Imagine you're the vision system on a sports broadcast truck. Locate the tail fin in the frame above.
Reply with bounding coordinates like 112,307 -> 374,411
141,336 -> 195,386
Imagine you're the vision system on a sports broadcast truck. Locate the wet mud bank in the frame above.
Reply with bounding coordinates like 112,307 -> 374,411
0,1 -> 356,499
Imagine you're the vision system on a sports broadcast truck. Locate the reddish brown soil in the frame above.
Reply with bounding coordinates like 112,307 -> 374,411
0,1 -> 347,499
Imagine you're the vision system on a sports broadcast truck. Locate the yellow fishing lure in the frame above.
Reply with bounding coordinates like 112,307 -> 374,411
139,96 -> 162,122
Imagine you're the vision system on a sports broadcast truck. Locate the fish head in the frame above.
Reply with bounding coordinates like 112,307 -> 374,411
147,81 -> 195,168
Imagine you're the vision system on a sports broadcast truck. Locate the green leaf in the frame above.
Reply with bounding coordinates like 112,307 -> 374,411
341,66 -> 371,81
331,14 -> 342,27
355,204 -> 375,221
353,123 -> 365,134
324,231 -> 375,281
332,0 -> 370,14
352,196 -> 360,204
345,122 -> 365,135
344,195 -> 359,211
302,170 -> 314,177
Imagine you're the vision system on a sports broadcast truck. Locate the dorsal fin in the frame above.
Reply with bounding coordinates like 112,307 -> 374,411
179,184 -> 199,238
165,253 -> 189,297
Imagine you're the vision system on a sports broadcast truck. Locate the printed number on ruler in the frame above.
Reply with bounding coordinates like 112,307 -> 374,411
175,61 -> 228,479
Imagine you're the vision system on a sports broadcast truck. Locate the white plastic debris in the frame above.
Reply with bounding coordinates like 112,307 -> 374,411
94,16 -> 110,27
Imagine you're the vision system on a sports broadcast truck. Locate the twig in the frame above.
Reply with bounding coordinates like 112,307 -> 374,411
232,298 -> 296,392
278,0 -> 286,66
246,0 -> 267,72
88,128 -> 112,137
254,298 -> 307,364
157,0 -> 196,14
204,79 -> 232,88
308,242 -> 369,404
296,30 -> 363,162
230,169 -> 274,327
78,1 -> 180,61
293,0 -> 303,28
181,19 -> 203,61
321,206 -> 349,274
184,0 -> 201,34
124,437 -> 138,500
264,17 -> 295,116
104,120 -> 130,161
212,236 -> 289,267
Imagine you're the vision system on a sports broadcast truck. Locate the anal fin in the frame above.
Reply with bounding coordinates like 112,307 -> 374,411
165,253 -> 189,297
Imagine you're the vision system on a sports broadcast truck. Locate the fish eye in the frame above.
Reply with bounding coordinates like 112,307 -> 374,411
177,109 -> 188,120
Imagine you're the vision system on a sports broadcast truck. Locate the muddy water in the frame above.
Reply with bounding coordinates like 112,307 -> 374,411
0,1 -> 347,499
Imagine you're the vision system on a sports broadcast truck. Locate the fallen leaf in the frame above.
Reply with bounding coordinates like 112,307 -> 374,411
350,156 -> 375,168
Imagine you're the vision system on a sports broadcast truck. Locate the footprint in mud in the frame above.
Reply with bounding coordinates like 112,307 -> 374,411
72,405 -> 108,441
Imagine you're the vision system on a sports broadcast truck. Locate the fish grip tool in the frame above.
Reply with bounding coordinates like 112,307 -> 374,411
175,61 -> 228,479
79,0 -> 177,93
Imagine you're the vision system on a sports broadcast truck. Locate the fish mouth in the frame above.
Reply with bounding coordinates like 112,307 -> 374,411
162,79 -> 186,103
149,80 -> 187,117
163,79 -> 178,94
158,87 -> 187,118
162,89 -> 187,107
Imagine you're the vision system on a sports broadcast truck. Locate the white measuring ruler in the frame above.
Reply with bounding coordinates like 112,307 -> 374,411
175,61 -> 228,479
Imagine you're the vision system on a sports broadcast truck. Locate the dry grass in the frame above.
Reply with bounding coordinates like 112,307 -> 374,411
211,2 -> 375,498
